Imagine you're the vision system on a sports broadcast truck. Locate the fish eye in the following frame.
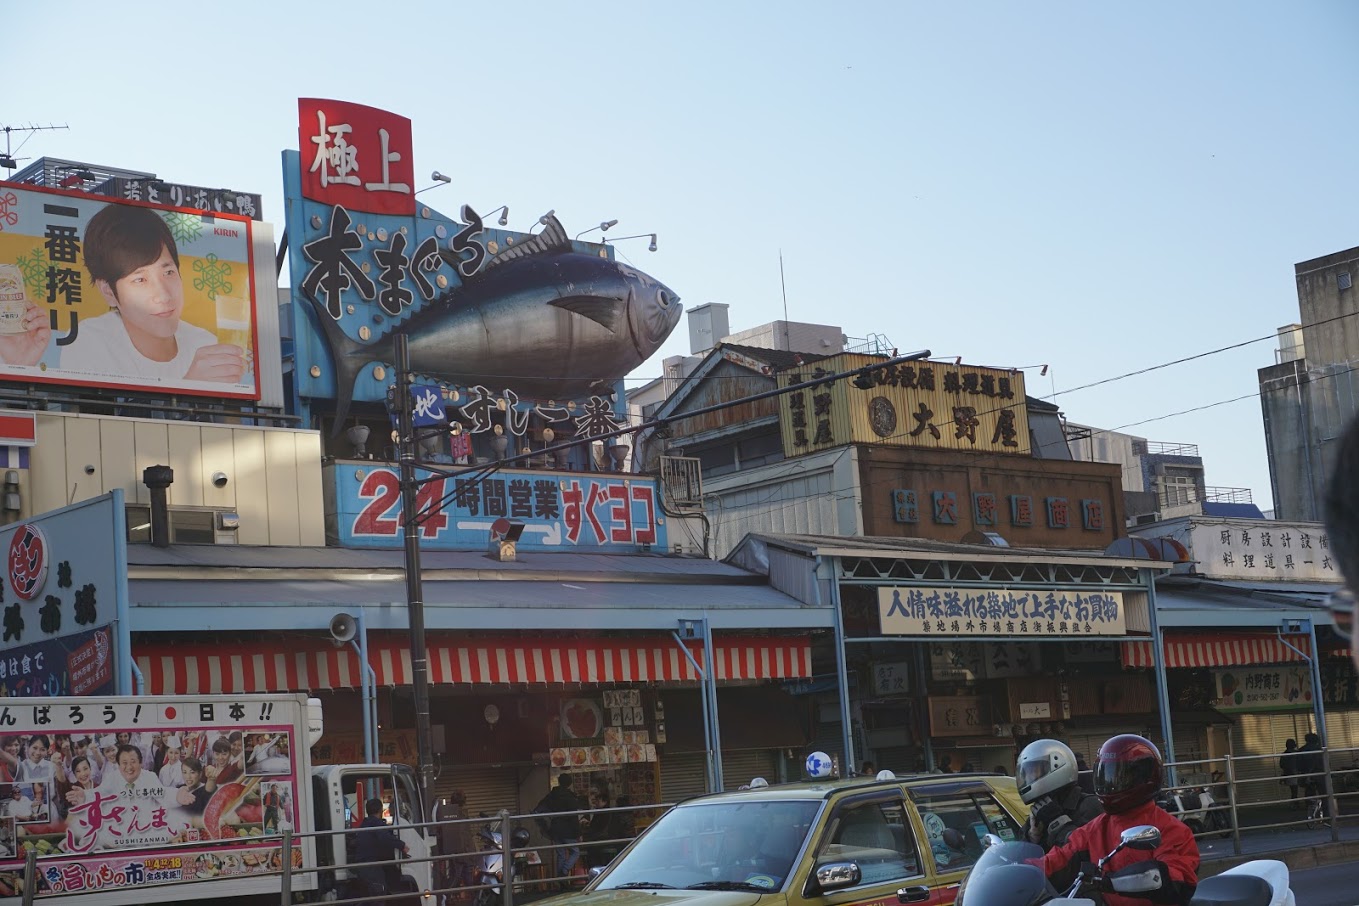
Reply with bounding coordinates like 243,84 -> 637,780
656,290 -> 672,308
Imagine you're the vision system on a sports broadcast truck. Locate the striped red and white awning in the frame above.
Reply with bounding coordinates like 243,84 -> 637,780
1122,633 -> 1313,669
135,635 -> 813,695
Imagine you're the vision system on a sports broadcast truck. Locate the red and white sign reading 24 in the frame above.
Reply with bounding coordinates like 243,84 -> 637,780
298,98 -> 416,216
341,467 -> 663,550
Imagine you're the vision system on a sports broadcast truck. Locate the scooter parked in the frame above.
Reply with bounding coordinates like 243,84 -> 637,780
1157,773 -> 1232,838
473,817 -> 532,906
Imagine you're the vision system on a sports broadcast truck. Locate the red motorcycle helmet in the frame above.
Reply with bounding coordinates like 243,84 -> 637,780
1094,734 -> 1163,814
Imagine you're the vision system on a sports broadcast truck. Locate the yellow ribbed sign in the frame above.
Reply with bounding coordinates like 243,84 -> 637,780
777,353 -> 1031,456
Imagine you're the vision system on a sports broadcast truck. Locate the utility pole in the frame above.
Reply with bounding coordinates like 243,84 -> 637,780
391,345 -> 933,806
395,333 -> 435,807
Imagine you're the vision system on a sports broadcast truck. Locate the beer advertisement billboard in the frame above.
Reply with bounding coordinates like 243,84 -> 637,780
0,184 -> 259,400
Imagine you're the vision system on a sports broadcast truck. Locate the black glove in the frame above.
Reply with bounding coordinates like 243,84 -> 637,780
1032,797 -> 1065,827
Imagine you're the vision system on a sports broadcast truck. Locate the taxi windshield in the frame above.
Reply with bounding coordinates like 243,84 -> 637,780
596,799 -> 820,893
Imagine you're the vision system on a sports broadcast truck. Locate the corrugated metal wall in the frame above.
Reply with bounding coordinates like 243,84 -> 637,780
703,446 -> 861,559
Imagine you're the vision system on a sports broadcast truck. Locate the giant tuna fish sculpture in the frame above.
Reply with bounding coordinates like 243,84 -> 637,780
305,214 -> 683,427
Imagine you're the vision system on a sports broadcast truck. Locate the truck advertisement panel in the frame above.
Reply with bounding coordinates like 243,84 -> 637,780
0,183 -> 260,400
0,697 -> 305,899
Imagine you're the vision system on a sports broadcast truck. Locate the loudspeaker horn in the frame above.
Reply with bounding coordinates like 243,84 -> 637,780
329,612 -> 358,645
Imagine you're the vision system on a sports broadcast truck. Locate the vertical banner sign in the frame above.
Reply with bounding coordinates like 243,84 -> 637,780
0,493 -> 126,698
0,185 -> 259,399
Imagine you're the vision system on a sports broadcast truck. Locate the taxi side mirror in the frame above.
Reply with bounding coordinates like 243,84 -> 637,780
808,861 -> 861,895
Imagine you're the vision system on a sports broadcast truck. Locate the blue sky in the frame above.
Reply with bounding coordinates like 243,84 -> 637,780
7,1 -> 1356,510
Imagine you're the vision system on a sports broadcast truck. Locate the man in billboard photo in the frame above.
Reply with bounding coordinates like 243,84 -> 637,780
60,204 -> 245,383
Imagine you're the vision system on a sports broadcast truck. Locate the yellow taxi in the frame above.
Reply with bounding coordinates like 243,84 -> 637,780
557,770 -> 1029,906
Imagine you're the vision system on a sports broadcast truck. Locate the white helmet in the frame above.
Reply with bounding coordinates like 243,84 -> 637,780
1015,739 -> 1079,804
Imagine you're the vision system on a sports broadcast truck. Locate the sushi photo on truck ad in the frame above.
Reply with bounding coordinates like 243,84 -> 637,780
0,697 -> 305,899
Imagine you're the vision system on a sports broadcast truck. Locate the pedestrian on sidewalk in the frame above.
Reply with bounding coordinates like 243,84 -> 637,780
535,773 -> 585,887
1279,738 -> 1301,807
1297,732 -> 1325,815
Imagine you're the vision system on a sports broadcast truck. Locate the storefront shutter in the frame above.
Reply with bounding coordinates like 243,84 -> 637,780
434,764 -> 524,821
660,752 -> 709,803
1229,713 -> 1319,804
721,750 -> 777,790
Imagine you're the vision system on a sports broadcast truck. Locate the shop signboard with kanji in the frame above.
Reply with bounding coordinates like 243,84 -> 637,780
776,353 -> 1030,458
928,694 -> 992,737
0,184 -> 260,399
1190,521 -> 1334,582
331,463 -> 667,551
878,586 -> 1126,637
1213,666 -> 1314,712
0,493 -> 126,697
286,99 -> 682,467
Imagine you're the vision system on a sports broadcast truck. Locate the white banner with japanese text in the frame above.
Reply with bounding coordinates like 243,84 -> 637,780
878,587 -> 1126,637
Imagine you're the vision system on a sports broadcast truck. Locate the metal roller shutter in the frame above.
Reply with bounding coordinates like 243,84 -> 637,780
434,764 -> 523,820
661,752 -> 708,803
721,750 -> 777,790
660,749 -> 779,801
1230,713 -> 1319,804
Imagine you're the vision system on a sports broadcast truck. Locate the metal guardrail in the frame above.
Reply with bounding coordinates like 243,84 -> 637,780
15,749 -> 1357,902
1157,744 -> 1357,854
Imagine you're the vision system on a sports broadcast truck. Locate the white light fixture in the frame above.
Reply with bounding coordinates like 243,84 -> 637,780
575,219 -> 619,240
608,232 -> 657,252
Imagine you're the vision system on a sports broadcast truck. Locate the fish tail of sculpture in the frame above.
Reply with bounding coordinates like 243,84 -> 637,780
302,288 -> 380,435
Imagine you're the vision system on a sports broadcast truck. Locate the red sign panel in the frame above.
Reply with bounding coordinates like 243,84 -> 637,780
298,98 -> 416,216
7,522 -> 47,600
0,412 -> 35,446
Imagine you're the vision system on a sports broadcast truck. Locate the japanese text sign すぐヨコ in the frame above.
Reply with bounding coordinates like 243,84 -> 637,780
298,98 -> 415,216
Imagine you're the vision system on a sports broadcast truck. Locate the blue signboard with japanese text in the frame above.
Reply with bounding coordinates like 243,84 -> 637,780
331,463 -> 667,551
0,492 -> 127,696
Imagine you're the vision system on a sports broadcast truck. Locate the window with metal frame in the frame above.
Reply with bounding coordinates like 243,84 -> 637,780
813,794 -> 922,887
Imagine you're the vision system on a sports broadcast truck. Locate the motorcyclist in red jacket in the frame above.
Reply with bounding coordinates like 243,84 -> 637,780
1043,734 -> 1199,905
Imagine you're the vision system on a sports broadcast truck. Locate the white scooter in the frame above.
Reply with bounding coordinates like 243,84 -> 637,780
1061,827 -> 1292,906
951,825 -> 1293,906
1158,773 -> 1233,839
473,818 -> 532,906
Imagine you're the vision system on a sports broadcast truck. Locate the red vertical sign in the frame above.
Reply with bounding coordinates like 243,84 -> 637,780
297,98 -> 416,216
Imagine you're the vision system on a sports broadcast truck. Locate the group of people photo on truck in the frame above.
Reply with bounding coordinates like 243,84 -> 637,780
0,720 -> 302,896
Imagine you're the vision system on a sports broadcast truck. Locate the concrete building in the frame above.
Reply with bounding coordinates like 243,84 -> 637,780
1259,246 -> 1359,522
1066,425 -> 1262,525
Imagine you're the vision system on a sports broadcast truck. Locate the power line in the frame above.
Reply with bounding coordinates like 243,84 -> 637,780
406,306 -> 1359,401
694,360 -> 1359,539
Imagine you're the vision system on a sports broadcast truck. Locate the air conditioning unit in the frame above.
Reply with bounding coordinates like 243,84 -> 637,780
659,455 -> 703,507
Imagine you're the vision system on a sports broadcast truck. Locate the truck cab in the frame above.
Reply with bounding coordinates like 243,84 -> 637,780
311,762 -> 433,901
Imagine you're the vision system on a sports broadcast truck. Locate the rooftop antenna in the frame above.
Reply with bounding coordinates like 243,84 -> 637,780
779,249 -> 791,351
0,123 -> 69,172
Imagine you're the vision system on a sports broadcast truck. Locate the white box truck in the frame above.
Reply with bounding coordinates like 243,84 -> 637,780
0,693 -> 431,903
